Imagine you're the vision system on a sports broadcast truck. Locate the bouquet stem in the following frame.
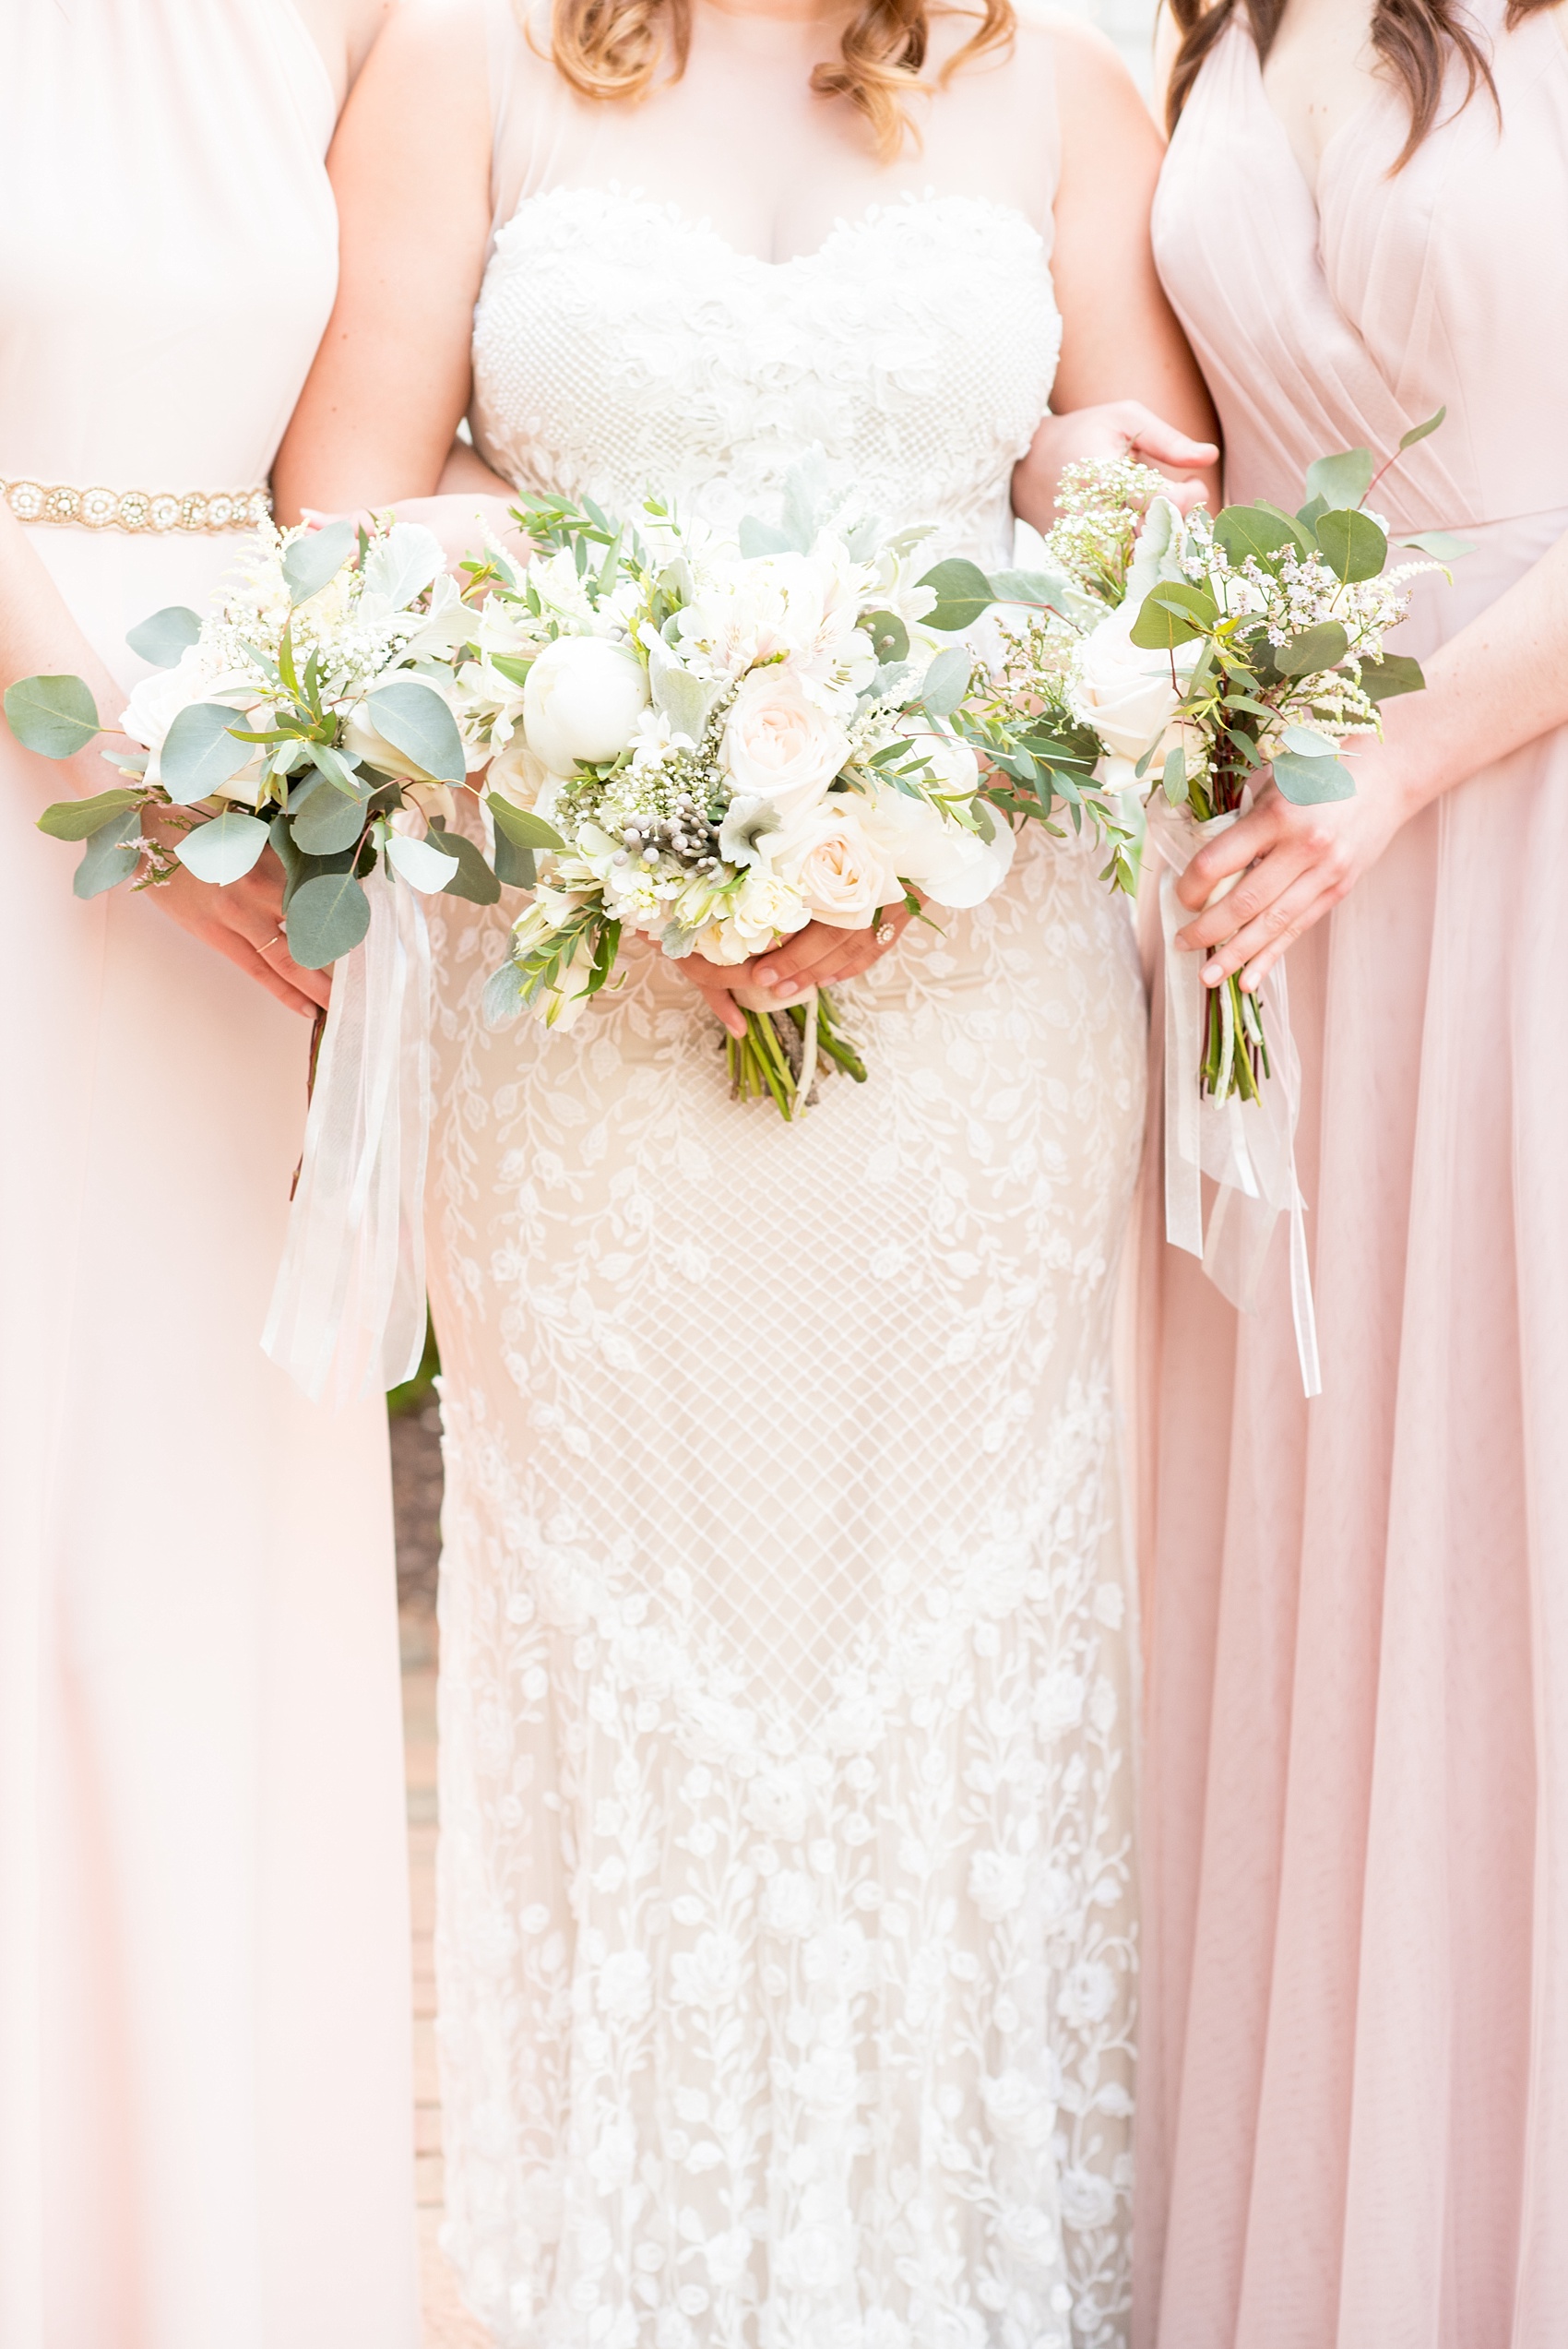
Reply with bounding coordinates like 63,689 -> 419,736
1201,970 -> 1271,1103
725,989 -> 867,1119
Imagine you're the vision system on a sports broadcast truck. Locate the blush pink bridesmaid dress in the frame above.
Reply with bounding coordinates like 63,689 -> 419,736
1137,8 -> 1568,2345
0,6 -> 417,2346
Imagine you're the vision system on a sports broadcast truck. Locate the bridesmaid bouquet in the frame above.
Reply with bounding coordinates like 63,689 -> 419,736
457,471 -> 1133,1116
5,515 -> 502,962
4,516 -> 513,1401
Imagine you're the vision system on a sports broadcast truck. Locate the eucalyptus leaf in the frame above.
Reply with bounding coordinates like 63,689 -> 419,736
270,812 -> 304,903
1398,405 -> 1446,451
386,829 -> 461,894
492,827 -> 537,889
1358,651 -> 1426,703
865,610 -> 910,665
780,455 -> 830,553
915,557 -> 994,632
1276,619 -> 1349,676
37,787 -> 144,841
988,565 -> 1076,614
1313,507 -> 1387,583
482,960 -> 530,1030
1403,530 -> 1475,561
174,809 -> 271,885
919,644 -> 973,718
1272,748 -> 1357,804
291,777 -> 372,854
125,604 -> 203,668
160,700 -> 253,803
1280,724 -> 1338,758
1128,585 -> 1207,651
285,870 -> 371,969
311,740 -> 366,795
1161,745 -> 1189,805
364,678 -> 466,783
73,808 -> 143,899
285,768 -> 326,812
5,672 -> 101,758
487,793 -> 568,854
1213,505 -> 1302,566
1302,446 -> 1375,512
738,516 -> 793,558
431,823 -> 502,905
281,516 -> 358,606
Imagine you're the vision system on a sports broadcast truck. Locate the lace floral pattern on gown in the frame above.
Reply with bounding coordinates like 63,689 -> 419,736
429,76 -> 1146,2346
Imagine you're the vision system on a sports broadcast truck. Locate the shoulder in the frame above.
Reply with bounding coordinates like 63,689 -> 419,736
1009,3 -> 1165,159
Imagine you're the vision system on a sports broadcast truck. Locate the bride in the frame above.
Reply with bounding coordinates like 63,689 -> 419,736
279,0 -> 1212,2334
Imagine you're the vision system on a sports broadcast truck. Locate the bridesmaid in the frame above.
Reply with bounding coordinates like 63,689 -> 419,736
0,6 -> 418,2346
1135,0 -> 1568,2342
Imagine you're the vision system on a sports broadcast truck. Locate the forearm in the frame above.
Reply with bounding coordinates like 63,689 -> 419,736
1381,527 -> 1568,814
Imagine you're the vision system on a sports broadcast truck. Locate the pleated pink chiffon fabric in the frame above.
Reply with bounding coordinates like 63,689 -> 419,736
1136,12 -> 1568,2346
0,7 -> 417,2347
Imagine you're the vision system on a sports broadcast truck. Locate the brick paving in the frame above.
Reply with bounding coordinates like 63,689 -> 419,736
394,1405 -> 492,2349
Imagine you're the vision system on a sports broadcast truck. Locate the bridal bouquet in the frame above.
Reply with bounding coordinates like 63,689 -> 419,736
5,514 -> 501,960
457,475 -> 1134,1116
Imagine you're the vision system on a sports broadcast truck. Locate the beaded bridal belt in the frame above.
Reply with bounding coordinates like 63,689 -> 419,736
1,477 -> 270,533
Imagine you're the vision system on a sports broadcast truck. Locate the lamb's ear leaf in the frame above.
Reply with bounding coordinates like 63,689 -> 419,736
125,605 -> 202,666
73,808 -> 143,898
37,786 -> 144,841
5,672 -> 101,758
738,516 -> 793,558
482,960 -> 530,1029
285,870 -> 372,968
282,516 -> 359,606
915,558 -> 994,632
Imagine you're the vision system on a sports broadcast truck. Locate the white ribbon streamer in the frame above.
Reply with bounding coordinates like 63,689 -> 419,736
263,867 -> 433,1403
1144,798 -> 1322,1399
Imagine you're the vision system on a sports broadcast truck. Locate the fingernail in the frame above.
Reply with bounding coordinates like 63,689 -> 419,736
1203,961 -> 1224,985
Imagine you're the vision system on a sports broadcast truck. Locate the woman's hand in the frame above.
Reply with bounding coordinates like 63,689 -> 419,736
670,901 -> 918,1036
141,806 -> 330,1018
1173,744 -> 1419,993
1013,401 -> 1219,531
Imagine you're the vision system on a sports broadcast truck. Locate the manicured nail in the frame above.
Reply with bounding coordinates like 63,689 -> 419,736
1203,960 -> 1224,986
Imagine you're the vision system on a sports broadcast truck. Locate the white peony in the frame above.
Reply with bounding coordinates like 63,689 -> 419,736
522,636 -> 649,777
721,670 -> 849,823
773,805 -> 898,931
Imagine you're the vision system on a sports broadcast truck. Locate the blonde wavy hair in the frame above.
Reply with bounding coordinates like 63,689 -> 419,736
545,0 -> 1016,158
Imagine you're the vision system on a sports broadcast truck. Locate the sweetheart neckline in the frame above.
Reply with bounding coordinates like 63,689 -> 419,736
492,183 -> 1047,275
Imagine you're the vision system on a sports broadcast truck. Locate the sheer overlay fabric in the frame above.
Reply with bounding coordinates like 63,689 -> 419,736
1137,10 -> 1568,2344
426,6 -> 1146,2343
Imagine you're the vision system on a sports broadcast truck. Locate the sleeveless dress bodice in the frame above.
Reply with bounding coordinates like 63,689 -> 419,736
425,11 -> 1146,2345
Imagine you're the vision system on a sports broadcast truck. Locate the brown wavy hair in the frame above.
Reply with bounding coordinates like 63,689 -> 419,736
547,0 -> 1016,159
1165,0 -> 1550,168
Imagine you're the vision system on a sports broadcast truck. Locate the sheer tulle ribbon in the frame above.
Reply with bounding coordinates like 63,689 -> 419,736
1144,799 -> 1322,1398
262,868 -> 432,1402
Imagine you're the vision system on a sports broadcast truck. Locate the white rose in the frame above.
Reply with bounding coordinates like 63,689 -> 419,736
1068,607 -> 1201,775
487,733 -> 552,815
721,670 -> 849,823
774,806 -> 898,931
120,647 -> 208,753
859,770 -> 1014,912
522,636 -> 649,777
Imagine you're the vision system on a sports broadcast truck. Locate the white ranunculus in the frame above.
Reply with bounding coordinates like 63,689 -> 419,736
721,670 -> 849,822
774,805 -> 899,931
522,636 -> 649,777
1069,606 -> 1202,777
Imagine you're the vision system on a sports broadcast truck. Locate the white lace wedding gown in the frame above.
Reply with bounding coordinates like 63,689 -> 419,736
425,9 -> 1146,2343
